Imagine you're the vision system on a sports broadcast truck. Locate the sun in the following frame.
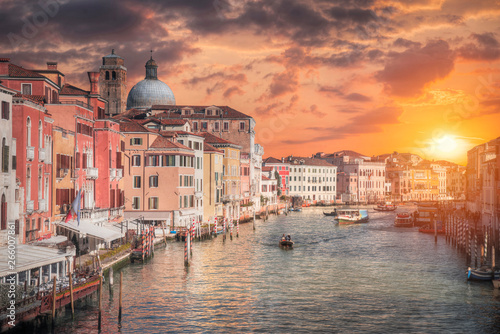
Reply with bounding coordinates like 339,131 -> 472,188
436,135 -> 458,153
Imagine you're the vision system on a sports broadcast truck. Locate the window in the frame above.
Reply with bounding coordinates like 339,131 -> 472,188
149,175 -> 158,188
132,155 -> 141,167
148,197 -> 159,210
105,71 -> 110,80
192,121 -> 198,131
147,155 -> 160,166
130,138 -> 143,146
2,138 -> 8,173
214,122 -> 220,131
201,122 -> 208,130
132,197 -> 140,210
223,121 -> 229,131
162,155 -> 175,166
239,121 -> 245,131
1,101 -> 9,120
21,83 -> 32,95
1,194 -> 6,230
26,117 -> 31,146
38,120 -> 43,148
112,71 -> 117,80
133,176 -> 141,188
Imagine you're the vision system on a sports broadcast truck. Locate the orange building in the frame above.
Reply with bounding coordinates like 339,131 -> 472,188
120,120 -> 197,228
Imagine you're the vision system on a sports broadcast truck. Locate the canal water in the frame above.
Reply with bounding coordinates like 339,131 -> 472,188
38,207 -> 500,333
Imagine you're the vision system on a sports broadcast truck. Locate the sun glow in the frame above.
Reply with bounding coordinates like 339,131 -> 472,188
436,135 -> 458,153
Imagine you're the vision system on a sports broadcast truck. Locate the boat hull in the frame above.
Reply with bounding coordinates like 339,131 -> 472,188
279,240 -> 294,248
338,217 -> 369,224
467,267 -> 500,281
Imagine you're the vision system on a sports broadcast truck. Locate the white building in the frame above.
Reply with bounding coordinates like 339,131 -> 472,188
286,156 -> 337,204
261,166 -> 278,207
0,83 -> 19,246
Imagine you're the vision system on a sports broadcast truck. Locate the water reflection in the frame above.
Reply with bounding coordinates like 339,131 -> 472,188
36,207 -> 500,333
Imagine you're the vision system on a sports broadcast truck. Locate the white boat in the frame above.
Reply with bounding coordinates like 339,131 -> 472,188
337,209 -> 369,225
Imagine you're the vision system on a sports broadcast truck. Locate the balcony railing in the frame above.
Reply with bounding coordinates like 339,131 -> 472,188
86,167 -> 98,179
116,168 -> 123,179
80,207 -> 108,222
27,146 -> 35,161
109,206 -> 124,218
26,200 -> 34,213
2,174 -> 10,187
38,147 -> 45,162
52,99 -> 93,111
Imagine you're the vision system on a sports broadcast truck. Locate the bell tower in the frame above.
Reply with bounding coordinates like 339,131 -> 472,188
99,49 -> 127,116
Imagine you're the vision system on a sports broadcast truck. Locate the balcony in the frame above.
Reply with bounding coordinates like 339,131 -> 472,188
38,147 -> 46,162
2,174 -> 10,187
85,167 -> 98,179
26,146 -> 35,161
110,168 -> 116,180
116,168 -> 123,179
38,199 -> 47,212
80,207 -> 108,223
26,200 -> 34,213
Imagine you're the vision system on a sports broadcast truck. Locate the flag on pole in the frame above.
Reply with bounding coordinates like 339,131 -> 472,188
65,189 -> 83,225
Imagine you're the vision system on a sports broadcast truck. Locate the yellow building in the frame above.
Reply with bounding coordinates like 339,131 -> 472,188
409,168 -> 437,201
199,133 -> 241,220
203,143 -> 224,221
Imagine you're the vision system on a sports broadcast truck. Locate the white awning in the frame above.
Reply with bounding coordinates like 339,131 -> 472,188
0,244 -> 74,277
56,220 -> 124,243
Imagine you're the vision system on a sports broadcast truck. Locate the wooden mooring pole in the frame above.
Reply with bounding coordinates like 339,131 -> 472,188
52,279 -> 57,324
119,271 -> 123,321
69,274 -> 74,318
98,276 -> 102,330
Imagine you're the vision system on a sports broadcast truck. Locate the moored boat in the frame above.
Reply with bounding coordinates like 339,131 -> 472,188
395,213 -> 413,227
374,203 -> 397,212
493,279 -> 500,289
418,225 -> 444,234
337,209 -> 369,224
467,266 -> 500,281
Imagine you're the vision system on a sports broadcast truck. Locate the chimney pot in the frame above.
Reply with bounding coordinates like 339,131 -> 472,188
87,72 -> 100,95
47,62 -> 57,70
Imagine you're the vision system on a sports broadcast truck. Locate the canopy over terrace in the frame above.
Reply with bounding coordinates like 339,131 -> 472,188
0,244 -> 75,284
56,220 -> 124,252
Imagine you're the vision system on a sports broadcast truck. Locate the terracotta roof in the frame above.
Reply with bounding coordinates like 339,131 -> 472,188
60,83 -> 89,96
151,105 -> 252,119
112,109 -> 148,120
263,157 -> 285,164
203,142 -> 224,153
262,175 -> 270,181
330,150 -> 367,158
286,156 -> 335,167
119,120 -> 150,133
198,132 -> 239,147
150,136 -> 192,150
8,63 -> 46,78
262,166 -> 274,172
159,130 -> 203,138
13,93 -> 45,105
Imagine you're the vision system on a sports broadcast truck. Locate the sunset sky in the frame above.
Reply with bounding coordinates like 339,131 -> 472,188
2,0 -> 500,165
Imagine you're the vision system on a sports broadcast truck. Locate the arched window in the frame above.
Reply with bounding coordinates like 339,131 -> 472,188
105,71 -> 110,80
39,120 -> 43,148
26,117 -> 31,146
2,138 -> 8,173
1,194 -> 6,230
112,71 -> 116,80
26,166 -> 31,201
38,166 -> 43,200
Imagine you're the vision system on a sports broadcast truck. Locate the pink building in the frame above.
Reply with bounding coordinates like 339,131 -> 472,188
262,157 -> 290,196
0,59 -> 56,243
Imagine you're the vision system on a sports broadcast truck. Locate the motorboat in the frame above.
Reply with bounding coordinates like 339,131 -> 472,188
337,209 -> 369,225
395,213 -> 413,227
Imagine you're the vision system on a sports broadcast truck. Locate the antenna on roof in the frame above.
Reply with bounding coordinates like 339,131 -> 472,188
150,49 -> 153,60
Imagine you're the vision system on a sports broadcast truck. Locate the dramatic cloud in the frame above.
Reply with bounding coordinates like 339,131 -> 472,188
376,40 -> 455,97
458,33 -> 500,61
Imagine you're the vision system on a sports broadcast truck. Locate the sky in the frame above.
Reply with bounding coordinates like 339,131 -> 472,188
2,0 -> 500,165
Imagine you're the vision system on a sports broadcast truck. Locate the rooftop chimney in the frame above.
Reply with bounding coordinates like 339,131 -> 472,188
47,61 -> 57,70
0,58 -> 10,76
88,72 -> 100,95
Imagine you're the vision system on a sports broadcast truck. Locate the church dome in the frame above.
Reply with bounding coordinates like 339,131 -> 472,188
126,55 -> 175,110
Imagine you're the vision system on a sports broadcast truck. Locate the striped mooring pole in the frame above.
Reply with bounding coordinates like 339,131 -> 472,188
237,220 -> 239,238
214,217 -> 218,237
184,229 -> 189,267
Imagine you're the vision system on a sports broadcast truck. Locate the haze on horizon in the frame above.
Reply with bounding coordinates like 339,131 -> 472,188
2,0 -> 500,165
